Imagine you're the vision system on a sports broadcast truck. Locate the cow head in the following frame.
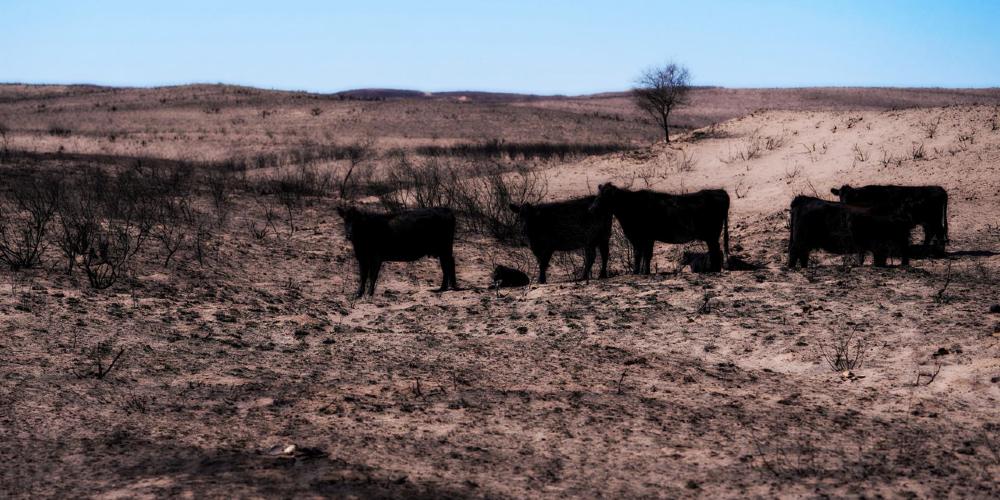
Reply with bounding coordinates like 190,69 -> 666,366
509,203 -> 538,220
830,185 -> 854,202
589,183 -> 619,214
336,206 -> 360,239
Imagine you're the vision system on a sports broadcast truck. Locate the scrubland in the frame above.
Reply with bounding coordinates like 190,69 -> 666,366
1,84 -> 999,498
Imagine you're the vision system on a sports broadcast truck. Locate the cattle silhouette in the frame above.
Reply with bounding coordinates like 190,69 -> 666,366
590,183 -> 730,273
491,265 -> 530,288
788,195 -> 910,268
337,206 -> 458,297
509,196 -> 612,284
831,184 -> 948,253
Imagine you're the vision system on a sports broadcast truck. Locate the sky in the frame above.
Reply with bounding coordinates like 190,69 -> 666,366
2,0 -> 999,94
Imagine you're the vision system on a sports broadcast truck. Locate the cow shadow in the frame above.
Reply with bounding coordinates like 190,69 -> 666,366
21,433 -> 472,499
907,244 -> 998,260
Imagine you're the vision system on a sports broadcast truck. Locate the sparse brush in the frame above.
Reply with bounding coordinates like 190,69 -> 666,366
724,129 -> 785,164
675,149 -> 697,172
47,125 -> 72,137
416,139 -> 629,161
957,129 -> 976,145
879,148 -> 903,168
0,176 -> 60,270
852,143 -> 869,162
922,117 -> 940,138
817,327 -> 870,372
911,142 -> 927,160
73,340 -> 126,380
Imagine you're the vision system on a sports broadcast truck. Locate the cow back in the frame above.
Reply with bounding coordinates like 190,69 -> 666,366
521,196 -> 612,252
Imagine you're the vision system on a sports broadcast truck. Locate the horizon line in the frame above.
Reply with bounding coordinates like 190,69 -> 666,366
3,81 -> 1000,99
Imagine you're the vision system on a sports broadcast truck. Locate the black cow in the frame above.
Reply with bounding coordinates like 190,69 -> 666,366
831,185 -> 948,252
787,196 -> 910,268
491,265 -> 530,288
589,183 -> 730,273
337,206 -> 458,297
508,196 -> 612,284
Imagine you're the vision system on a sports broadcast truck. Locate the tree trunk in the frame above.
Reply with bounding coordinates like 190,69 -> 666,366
661,111 -> 670,143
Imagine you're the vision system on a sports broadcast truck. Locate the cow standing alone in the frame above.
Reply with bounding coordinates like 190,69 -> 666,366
589,183 -> 730,273
509,196 -> 613,284
831,185 -> 948,253
787,196 -> 910,268
337,207 -> 458,297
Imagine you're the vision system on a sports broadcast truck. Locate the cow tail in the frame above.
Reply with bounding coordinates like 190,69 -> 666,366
723,212 -> 731,268
943,191 -> 949,244
787,208 -> 795,263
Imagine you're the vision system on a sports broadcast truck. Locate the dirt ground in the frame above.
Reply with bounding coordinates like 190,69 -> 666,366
2,88 -> 1000,498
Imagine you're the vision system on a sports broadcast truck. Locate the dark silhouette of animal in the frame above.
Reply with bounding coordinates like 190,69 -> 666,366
831,185 -> 947,252
681,251 -> 760,272
491,265 -> 530,288
509,196 -> 612,284
680,251 -> 712,273
337,206 -> 458,297
787,196 -> 911,268
589,183 -> 730,273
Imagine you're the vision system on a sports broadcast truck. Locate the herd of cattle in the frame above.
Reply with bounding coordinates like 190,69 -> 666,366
337,183 -> 949,297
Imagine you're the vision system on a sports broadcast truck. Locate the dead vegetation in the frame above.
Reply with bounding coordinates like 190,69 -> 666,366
2,89 -> 999,498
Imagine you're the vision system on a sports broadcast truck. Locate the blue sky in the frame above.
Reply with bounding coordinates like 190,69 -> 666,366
2,0 -> 999,94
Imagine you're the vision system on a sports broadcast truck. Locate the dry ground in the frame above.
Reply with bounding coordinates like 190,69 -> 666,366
2,86 -> 1000,498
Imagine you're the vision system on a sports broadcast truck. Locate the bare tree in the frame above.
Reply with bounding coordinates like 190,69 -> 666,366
632,62 -> 692,143
338,136 -> 376,199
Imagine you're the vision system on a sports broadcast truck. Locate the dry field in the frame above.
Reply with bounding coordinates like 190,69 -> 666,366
2,85 -> 1000,498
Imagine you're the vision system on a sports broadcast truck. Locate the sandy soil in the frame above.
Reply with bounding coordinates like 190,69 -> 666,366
2,92 -> 999,498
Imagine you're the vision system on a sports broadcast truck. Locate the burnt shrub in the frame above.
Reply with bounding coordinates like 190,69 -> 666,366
416,139 -> 630,161
376,158 -> 548,244
47,125 -> 72,137
0,175 -> 60,270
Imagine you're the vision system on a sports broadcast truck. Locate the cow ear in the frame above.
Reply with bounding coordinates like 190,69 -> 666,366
508,203 -> 521,213
830,188 -> 840,196
336,206 -> 347,217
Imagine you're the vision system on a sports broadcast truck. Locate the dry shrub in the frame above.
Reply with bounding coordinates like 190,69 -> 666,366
852,143 -> 869,162
415,139 -> 629,161
878,148 -> 903,168
723,128 -> 786,164
374,156 -> 548,244
922,117 -> 940,138
0,175 -> 60,270
817,327 -> 870,371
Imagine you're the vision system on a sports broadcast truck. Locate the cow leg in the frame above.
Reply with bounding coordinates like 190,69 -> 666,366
582,247 -> 596,282
928,222 -> 947,255
537,251 -> 552,284
706,239 -> 723,272
632,243 -> 643,274
787,246 -> 798,269
355,259 -> 369,298
438,254 -> 456,291
921,223 -> 934,247
447,254 -> 459,290
598,240 -> 610,279
798,250 -> 809,269
367,261 -> 382,296
872,251 -> 887,267
642,241 -> 654,274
